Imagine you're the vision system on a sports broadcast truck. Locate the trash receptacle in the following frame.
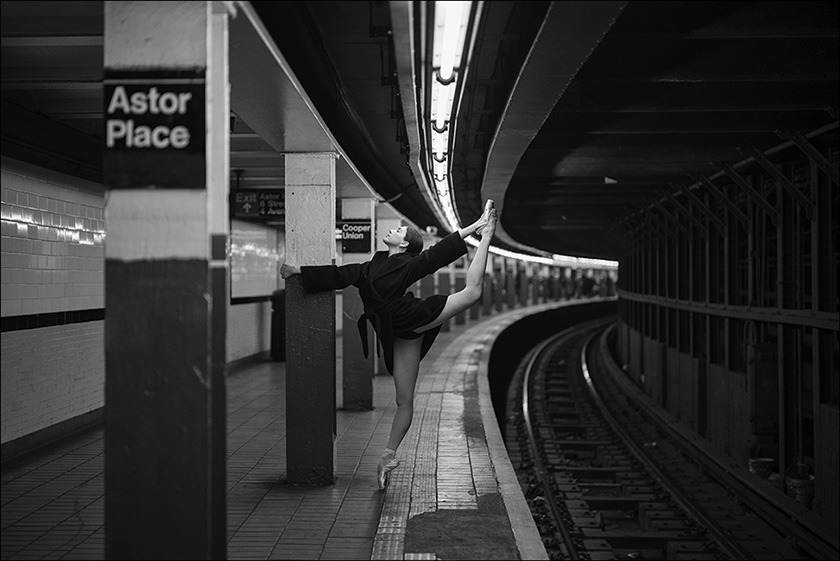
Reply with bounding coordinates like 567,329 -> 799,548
270,289 -> 286,361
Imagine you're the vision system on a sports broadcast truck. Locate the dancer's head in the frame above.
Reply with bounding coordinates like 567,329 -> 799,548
383,224 -> 424,254
403,226 -> 423,254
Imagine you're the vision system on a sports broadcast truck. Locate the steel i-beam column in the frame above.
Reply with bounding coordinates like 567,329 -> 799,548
777,162 -> 797,483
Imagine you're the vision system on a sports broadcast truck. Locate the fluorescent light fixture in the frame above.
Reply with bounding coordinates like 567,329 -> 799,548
433,160 -> 447,180
462,236 -> 618,268
434,1 -> 470,83
432,80 -> 456,130
423,1 -> 618,271
431,129 -> 447,157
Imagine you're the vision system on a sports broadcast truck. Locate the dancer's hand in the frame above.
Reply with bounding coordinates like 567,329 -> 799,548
280,263 -> 300,279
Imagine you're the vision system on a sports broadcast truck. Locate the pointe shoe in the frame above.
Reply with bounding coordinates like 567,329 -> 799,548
476,199 -> 495,238
377,458 -> 400,490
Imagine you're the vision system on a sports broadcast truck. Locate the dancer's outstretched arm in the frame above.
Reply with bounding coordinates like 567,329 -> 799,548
402,202 -> 495,283
280,261 -> 363,293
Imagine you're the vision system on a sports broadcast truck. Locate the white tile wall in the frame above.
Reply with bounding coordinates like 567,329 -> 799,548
1,158 -> 107,444
1,159 -> 105,317
227,301 -> 271,363
1,323 -> 105,443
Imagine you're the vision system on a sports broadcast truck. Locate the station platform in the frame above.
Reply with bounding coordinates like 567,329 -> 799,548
1,306 -> 556,560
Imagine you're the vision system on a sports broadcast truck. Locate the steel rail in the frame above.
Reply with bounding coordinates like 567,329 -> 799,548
520,317 -> 612,561
578,330 -> 750,560
596,324 -> 840,560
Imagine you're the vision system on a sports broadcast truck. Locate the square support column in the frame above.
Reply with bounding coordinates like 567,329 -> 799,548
551,268 -> 561,300
518,262 -> 530,306
493,257 -> 504,313
420,273 -> 435,300
506,260 -> 517,309
103,2 -> 228,558
285,153 -> 337,485
340,198 -> 375,411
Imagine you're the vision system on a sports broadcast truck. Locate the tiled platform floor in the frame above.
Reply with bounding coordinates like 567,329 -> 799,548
2,305 -> 558,560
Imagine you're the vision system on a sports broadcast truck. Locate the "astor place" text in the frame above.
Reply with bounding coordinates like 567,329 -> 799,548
106,85 -> 194,149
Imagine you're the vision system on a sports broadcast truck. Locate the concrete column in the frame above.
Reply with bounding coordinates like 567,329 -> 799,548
506,259 -> 516,309
544,266 -> 552,303
285,152 -> 337,485
340,198 -> 375,411
551,268 -> 562,300
518,262 -> 529,307
493,255 -> 504,313
103,2 -> 228,558
481,274 -> 493,316
420,272 -> 435,300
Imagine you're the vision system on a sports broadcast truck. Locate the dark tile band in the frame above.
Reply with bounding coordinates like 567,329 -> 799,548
1,309 -> 105,333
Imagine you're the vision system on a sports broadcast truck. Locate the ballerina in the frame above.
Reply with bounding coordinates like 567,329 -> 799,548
281,199 -> 497,489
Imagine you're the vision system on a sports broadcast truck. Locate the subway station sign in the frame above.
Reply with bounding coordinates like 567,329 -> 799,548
341,220 -> 372,253
231,190 -> 285,220
103,69 -> 205,189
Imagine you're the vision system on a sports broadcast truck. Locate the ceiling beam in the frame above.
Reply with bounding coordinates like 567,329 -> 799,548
536,112 -> 832,135
481,0 -> 628,256
559,81 -> 839,114
0,81 -> 102,91
0,36 -> 103,47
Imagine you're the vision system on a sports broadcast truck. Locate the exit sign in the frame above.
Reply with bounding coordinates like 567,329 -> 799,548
231,190 -> 284,219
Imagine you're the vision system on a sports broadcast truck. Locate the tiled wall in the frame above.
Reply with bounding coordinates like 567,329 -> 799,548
227,301 -> 271,364
1,157 -> 106,444
1,161 -> 105,317
1,322 -> 105,443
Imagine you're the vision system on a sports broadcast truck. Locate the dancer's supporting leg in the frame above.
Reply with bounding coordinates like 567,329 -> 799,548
387,336 -> 423,451
414,219 -> 495,334
379,336 -> 423,488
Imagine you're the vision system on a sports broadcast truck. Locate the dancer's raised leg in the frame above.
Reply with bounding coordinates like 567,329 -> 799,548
414,211 -> 496,334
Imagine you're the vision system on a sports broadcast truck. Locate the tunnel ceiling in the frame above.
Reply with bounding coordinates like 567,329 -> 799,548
2,1 -> 837,262
273,1 -> 838,260
497,0 -> 839,259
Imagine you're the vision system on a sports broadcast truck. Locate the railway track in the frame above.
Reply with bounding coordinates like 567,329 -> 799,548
504,319 -> 835,560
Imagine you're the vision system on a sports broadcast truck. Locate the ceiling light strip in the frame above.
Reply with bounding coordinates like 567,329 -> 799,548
425,1 -> 616,270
